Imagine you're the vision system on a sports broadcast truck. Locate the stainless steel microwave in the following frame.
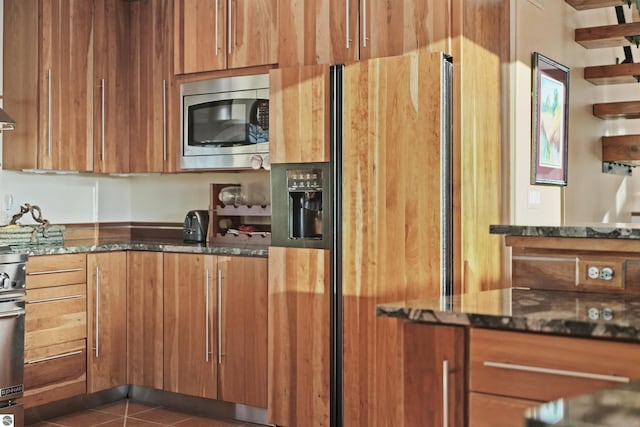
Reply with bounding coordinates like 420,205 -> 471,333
180,74 -> 269,170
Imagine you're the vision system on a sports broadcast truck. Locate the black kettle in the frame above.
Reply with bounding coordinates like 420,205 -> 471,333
183,210 -> 209,243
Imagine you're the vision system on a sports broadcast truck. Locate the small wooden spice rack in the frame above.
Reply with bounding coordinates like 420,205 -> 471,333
208,183 -> 272,245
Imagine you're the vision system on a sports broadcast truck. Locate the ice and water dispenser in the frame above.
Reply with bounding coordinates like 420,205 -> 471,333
271,162 -> 332,249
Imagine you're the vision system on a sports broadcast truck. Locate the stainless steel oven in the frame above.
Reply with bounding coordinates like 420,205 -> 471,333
0,251 -> 28,427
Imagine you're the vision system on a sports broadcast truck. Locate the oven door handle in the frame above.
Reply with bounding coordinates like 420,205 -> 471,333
0,308 -> 25,318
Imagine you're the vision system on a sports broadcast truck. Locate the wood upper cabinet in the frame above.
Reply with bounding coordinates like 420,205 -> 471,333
87,252 -> 127,393
163,253 -> 218,399
173,0 -> 277,74
217,256 -> 268,408
403,323 -> 465,427
278,0 -> 452,66
4,0 -> 94,171
130,0 -> 176,173
93,0 -> 131,174
127,251 -> 164,389
268,65 -> 331,164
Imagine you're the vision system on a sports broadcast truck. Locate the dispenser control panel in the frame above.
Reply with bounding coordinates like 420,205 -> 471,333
287,168 -> 323,191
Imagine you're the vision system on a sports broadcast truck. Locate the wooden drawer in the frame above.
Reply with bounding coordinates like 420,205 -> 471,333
23,340 -> 87,409
470,328 -> 640,402
468,392 -> 539,427
27,254 -> 86,289
25,283 -> 87,350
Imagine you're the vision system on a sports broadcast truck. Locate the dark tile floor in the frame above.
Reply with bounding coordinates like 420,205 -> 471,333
26,399 -> 253,427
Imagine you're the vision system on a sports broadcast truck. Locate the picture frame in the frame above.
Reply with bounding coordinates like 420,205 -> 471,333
531,52 -> 570,186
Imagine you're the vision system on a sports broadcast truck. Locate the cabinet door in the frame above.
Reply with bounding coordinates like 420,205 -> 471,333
403,323 -> 465,427
268,247 -> 330,427
218,256 -> 267,407
130,0 -> 175,173
173,0 -> 227,73
94,0 -> 131,173
227,0 -> 277,69
278,0 -> 359,67
39,0 -> 94,171
87,252 -> 127,393
127,252 -> 164,389
269,65 -> 331,164
164,253 -> 218,399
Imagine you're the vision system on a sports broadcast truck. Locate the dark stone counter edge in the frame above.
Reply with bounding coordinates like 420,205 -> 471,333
489,224 -> 640,239
8,242 -> 269,258
375,305 -> 640,342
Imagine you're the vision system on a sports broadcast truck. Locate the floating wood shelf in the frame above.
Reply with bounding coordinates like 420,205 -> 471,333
576,22 -> 640,48
585,62 -> 640,84
566,0 -> 631,10
602,135 -> 640,165
594,101 -> 640,119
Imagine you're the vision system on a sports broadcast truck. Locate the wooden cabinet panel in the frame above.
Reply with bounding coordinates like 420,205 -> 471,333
470,328 -> 640,402
468,392 -> 539,427
127,251 -> 164,389
174,0 -> 276,74
130,0 -> 175,173
87,252 -> 127,393
25,283 -> 87,350
26,253 -> 87,289
163,253 -> 218,399
268,247 -> 330,427
218,256 -> 267,408
403,323 -> 465,427
23,340 -> 87,409
269,65 -> 330,164
4,0 -> 96,171
93,0 -> 131,173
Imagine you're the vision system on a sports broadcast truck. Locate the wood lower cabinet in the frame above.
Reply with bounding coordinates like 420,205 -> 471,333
164,253 -> 267,405
163,253 -> 218,399
218,256 -> 268,408
173,0 -> 277,74
87,252 -> 127,393
469,328 -> 640,426
127,251 -> 164,389
23,254 -> 88,408
403,323 -> 465,427
4,0 -> 94,171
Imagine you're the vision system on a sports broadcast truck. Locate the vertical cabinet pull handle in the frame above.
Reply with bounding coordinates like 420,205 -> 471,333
205,268 -> 210,362
227,0 -> 232,54
442,359 -> 448,427
162,79 -> 167,162
47,68 -> 52,157
214,0 -> 219,55
217,269 -> 223,364
101,79 -> 105,162
362,0 -> 368,47
95,266 -> 100,358
345,0 -> 350,49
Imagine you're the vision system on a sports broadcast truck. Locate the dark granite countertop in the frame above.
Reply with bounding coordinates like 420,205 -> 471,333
490,223 -> 640,239
5,238 -> 269,258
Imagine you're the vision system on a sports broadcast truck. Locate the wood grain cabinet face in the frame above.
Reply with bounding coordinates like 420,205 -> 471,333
23,254 -> 88,409
469,328 -> 640,425
87,252 -> 127,394
174,0 -> 277,74
4,0 -> 94,172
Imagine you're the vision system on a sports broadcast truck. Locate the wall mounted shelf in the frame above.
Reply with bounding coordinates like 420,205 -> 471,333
566,0 -> 637,10
594,100 -> 640,119
585,62 -> 640,84
576,22 -> 640,48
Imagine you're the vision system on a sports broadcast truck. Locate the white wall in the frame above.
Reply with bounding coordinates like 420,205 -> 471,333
0,0 -> 269,225
513,0 -> 640,225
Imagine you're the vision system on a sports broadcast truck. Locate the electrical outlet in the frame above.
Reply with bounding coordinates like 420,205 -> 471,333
600,267 -> 614,281
587,266 -> 600,280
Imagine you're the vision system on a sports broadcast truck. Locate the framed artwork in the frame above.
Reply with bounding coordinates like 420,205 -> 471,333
531,52 -> 570,186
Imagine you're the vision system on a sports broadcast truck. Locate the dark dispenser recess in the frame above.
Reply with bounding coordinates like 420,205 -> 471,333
271,162 -> 332,249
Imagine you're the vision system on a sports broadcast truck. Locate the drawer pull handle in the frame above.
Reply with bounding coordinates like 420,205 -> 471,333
27,350 -> 82,365
28,294 -> 84,304
483,361 -> 631,383
28,267 -> 83,276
